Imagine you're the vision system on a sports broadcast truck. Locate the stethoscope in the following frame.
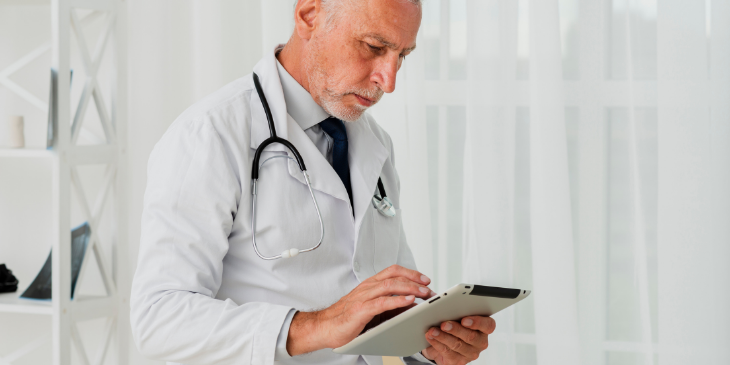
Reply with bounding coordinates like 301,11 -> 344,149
250,73 -> 396,260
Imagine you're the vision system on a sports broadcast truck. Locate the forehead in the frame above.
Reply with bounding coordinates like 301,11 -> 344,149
345,0 -> 421,49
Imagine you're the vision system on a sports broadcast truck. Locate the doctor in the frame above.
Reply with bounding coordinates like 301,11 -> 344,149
131,0 -> 495,364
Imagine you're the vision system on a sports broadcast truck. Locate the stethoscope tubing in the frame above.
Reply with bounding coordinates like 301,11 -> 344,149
251,73 -> 307,178
251,165 -> 325,260
251,73 -> 324,260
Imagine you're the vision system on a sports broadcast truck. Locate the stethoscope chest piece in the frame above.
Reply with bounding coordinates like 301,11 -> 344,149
372,195 -> 396,217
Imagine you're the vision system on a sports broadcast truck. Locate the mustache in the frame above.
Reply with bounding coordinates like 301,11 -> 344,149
345,87 -> 384,103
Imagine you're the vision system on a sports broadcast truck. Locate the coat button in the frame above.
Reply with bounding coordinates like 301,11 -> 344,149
353,261 -> 360,272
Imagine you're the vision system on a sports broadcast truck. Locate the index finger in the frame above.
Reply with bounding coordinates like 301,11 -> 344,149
369,265 -> 431,286
461,316 -> 496,335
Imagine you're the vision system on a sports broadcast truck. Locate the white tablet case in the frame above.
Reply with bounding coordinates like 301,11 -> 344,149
333,284 -> 531,357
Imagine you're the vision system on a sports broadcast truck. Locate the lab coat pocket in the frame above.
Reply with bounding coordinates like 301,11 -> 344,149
371,207 -> 402,273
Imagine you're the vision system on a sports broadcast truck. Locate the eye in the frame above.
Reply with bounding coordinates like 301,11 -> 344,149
367,43 -> 384,53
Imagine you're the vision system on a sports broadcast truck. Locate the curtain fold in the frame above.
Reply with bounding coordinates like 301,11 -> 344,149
462,1 -> 518,363
526,0 -> 582,364
657,1 -> 730,364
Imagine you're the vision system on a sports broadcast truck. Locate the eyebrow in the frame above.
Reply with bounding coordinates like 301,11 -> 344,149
364,33 -> 417,53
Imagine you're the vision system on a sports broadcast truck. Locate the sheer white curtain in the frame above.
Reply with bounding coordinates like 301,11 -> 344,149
122,1 -> 730,364
371,0 -> 730,364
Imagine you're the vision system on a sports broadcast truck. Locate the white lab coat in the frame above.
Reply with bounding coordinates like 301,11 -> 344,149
130,50 -> 423,365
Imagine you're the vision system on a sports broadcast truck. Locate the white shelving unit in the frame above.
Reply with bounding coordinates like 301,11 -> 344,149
0,0 -> 128,364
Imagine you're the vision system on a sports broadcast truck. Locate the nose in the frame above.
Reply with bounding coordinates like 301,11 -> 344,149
371,55 -> 400,94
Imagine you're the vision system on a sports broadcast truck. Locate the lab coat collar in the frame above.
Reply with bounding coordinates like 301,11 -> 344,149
346,117 -> 390,231
249,47 -> 390,228
250,48 -> 290,150
284,114 -> 352,204
287,115 -> 390,232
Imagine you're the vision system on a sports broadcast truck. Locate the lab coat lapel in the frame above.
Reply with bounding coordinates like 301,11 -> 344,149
285,116 -> 351,204
249,49 -> 351,206
347,119 -> 390,232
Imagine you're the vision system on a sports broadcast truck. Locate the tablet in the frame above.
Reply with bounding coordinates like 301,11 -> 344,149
333,283 -> 531,357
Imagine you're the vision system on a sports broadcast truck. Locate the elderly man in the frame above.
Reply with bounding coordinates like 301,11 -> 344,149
131,0 -> 495,364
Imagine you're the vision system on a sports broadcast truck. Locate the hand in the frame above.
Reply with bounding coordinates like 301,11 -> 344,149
361,301 -> 418,333
421,316 -> 496,365
286,265 -> 435,355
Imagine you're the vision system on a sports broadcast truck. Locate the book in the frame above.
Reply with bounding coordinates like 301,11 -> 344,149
20,222 -> 90,300
46,68 -> 73,149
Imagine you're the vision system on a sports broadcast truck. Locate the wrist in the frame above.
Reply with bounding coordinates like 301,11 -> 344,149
286,311 -> 326,356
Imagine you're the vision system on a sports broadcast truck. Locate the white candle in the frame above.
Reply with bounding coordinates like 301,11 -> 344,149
8,115 -> 25,148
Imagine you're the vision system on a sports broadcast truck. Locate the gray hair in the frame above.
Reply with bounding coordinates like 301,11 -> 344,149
317,0 -> 422,29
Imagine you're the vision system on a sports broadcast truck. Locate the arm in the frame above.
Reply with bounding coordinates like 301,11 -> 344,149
130,120 -> 292,364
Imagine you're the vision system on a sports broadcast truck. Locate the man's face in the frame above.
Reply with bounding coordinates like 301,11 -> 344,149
303,0 -> 421,122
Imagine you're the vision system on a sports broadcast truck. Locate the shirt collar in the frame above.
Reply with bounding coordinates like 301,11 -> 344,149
275,56 -> 330,131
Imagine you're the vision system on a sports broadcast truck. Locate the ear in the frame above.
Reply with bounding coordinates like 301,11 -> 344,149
293,0 -> 322,41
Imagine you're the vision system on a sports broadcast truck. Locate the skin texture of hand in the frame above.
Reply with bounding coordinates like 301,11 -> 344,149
421,316 -> 497,365
286,265 -> 435,356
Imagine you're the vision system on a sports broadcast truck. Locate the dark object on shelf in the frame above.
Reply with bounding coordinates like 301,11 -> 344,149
20,222 -> 90,300
46,68 -> 73,149
0,264 -> 19,293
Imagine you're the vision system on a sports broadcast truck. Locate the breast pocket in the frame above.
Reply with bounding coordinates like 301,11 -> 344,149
370,206 -> 402,273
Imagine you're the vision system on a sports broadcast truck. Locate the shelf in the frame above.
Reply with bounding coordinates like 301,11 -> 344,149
0,0 -> 128,362
0,148 -> 55,159
0,146 -> 119,164
0,292 -> 52,315
0,293 -> 117,317
0,0 -> 50,6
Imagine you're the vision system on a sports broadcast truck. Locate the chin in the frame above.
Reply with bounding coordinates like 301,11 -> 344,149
323,101 -> 368,123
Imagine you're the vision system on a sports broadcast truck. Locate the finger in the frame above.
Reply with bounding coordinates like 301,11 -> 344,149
381,302 -> 417,321
425,333 -> 459,364
364,277 -> 433,300
363,294 -> 416,317
441,321 -> 488,348
370,265 -> 431,286
421,346 -> 437,361
427,327 -> 480,359
462,316 -> 497,335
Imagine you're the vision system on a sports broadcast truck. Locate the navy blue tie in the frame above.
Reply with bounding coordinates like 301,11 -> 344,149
319,117 -> 354,213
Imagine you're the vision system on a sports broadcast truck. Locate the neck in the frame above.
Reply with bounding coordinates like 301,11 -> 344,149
277,37 -> 311,93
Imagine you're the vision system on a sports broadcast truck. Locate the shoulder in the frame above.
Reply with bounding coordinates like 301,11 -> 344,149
149,74 -> 258,178
169,74 -> 256,134
155,75 -> 258,153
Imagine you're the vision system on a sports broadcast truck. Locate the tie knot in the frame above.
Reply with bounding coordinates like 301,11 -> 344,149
319,117 -> 348,142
